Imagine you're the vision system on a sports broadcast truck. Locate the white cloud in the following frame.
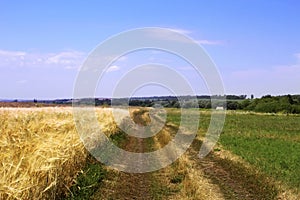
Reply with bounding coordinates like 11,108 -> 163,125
46,51 -> 86,69
0,49 -> 86,69
169,28 -> 192,35
196,40 -> 224,45
0,50 -> 26,56
144,28 -> 223,46
170,28 -> 225,45
145,28 -> 190,43
0,50 -> 27,67
106,65 -> 120,72
118,56 -> 127,62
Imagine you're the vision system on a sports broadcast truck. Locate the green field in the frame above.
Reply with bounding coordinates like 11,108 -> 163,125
165,109 -> 300,192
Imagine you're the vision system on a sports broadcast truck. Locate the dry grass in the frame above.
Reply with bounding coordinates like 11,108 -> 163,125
150,116 -> 224,200
168,134 -> 224,200
170,155 -> 224,200
0,107 -> 122,200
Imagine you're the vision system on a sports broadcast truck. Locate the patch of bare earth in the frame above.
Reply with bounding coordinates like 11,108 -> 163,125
92,109 -> 153,199
92,136 -> 153,199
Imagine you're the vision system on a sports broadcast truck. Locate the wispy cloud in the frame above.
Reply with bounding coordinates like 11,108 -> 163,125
196,40 -> 225,45
118,56 -> 128,62
0,49 -> 86,69
144,28 -> 223,46
169,28 -> 192,35
106,65 -> 120,72
145,28 -> 190,43
170,28 -> 224,45
0,50 -> 26,56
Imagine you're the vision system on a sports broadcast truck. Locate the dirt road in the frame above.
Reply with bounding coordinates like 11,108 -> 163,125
90,109 -> 278,200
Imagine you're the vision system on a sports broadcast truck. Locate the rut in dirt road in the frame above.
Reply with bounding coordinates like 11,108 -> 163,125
92,135 -> 153,199
92,109 -> 155,200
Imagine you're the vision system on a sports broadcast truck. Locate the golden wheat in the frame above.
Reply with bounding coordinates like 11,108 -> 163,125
0,107 -> 122,200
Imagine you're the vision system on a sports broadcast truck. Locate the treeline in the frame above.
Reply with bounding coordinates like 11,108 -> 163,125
20,94 -> 300,114
128,94 -> 300,114
227,95 -> 300,114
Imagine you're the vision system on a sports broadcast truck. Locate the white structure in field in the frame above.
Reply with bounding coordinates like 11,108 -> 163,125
216,106 -> 224,110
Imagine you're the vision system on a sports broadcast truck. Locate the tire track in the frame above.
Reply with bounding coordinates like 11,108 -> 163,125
92,109 -> 153,200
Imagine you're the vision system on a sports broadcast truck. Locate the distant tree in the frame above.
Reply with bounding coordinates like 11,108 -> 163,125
227,101 -> 239,110
33,99 -> 37,103
198,100 -> 207,108
291,105 -> 300,114
205,101 -> 212,109
173,101 -> 180,108
240,99 -> 251,109
251,94 -> 254,99
287,94 -> 294,104
240,95 -> 247,99
262,95 -> 272,99
296,95 -> 300,104
182,101 -> 193,108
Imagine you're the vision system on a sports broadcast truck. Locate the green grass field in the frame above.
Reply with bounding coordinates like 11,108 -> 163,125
165,109 -> 300,192
221,112 -> 300,190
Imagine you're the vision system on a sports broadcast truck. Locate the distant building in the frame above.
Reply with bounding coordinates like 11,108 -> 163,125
216,106 -> 224,110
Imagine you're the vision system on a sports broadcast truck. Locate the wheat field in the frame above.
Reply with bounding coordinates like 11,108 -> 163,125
0,107 -> 122,200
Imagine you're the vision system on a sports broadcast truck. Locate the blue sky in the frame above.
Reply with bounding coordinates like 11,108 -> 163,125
0,0 -> 300,99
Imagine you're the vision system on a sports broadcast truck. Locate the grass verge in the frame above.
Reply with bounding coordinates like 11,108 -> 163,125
64,155 -> 107,200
